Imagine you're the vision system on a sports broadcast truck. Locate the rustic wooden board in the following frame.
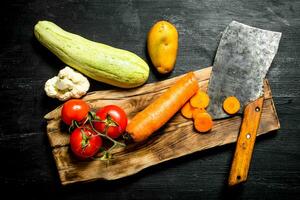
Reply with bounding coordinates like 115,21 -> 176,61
44,67 -> 280,185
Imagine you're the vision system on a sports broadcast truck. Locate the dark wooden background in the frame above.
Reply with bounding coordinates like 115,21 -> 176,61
1,0 -> 299,199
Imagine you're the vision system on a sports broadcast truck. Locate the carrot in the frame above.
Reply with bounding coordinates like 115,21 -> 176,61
194,112 -> 213,132
181,102 -> 196,119
223,96 -> 240,115
192,108 -> 206,119
126,72 -> 199,142
190,90 -> 210,109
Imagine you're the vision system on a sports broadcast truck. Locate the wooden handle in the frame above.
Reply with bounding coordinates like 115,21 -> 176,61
228,97 -> 264,186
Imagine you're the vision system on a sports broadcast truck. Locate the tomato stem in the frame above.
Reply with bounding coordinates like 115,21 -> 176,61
72,111 -> 126,163
88,120 -> 125,147
90,114 -> 118,127
69,120 -> 80,133
80,129 -> 89,149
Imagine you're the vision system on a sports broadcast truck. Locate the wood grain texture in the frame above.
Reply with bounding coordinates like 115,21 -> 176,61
45,67 -> 280,185
228,97 -> 264,186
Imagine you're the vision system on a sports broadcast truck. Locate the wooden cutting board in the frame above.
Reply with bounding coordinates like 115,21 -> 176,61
44,67 -> 280,185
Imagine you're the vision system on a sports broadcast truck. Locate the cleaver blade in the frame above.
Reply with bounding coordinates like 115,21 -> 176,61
207,21 -> 282,119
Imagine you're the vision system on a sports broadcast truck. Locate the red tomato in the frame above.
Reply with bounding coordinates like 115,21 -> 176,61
70,126 -> 102,159
61,99 -> 90,125
93,105 -> 127,139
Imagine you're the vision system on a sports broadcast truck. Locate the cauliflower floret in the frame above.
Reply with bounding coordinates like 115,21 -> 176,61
44,66 -> 90,101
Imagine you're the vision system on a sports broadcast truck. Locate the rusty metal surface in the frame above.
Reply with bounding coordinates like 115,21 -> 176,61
207,21 -> 281,119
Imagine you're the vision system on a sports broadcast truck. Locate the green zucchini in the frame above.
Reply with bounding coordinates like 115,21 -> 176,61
34,21 -> 149,88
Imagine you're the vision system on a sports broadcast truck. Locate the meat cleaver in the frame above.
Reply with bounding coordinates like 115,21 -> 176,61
206,21 -> 281,186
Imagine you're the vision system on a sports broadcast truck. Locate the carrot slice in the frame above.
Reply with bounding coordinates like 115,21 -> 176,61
181,102 -> 196,119
192,108 -> 206,119
126,72 -> 199,142
223,96 -> 240,115
190,90 -> 210,109
194,112 -> 213,133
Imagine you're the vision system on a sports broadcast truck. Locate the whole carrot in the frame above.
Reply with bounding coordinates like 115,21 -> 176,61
126,72 -> 199,142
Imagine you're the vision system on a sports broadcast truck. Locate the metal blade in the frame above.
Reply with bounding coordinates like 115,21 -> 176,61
207,21 -> 281,119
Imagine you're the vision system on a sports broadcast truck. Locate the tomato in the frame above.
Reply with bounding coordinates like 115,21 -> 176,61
93,105 -> 127,139
61,99 -> 90,125
70,126 -> 102,159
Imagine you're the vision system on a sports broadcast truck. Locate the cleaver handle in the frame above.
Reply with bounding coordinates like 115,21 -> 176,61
228,97 -> 264,186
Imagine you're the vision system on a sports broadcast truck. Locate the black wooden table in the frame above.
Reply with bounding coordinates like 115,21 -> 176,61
1,0 -> 299,199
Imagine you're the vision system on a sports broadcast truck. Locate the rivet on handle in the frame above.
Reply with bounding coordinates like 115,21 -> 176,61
246,133 -> 251,139
255,107 -> 260,112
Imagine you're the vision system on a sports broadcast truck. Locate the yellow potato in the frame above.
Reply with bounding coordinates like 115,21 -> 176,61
147,21 -> 178,74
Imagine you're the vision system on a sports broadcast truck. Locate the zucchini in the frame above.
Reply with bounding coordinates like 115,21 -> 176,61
34,21 -> 149,88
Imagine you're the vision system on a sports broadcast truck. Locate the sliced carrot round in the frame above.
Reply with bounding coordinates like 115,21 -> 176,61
192,108 -> 206,119
194,112 -> 213,133
190,90 -> 210,109
181,102 -> 196,119
223,96 -> 240,115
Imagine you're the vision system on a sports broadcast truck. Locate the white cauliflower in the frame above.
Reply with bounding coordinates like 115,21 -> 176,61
44,66 -> 90,101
